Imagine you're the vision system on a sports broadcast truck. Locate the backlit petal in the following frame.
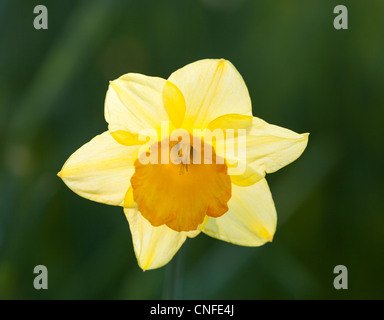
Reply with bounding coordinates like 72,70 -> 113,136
218,117 -> 308,186
163,80 -> 186,128
229,166 -> 264,187
125,207 -> 187,270
105,73 -> 169,135
203,179 -> 277,246
246,117 -> 309,174
58,131 -> 140,206
168,59 -> 252,130
206,114 -> 253,132
186,215 -> 209,238
110,130 -> 150,146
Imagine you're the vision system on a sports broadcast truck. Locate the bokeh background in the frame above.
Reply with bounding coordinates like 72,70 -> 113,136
1,0 -> 383,299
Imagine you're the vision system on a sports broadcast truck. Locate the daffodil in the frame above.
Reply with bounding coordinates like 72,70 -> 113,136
58,59 -> 308,270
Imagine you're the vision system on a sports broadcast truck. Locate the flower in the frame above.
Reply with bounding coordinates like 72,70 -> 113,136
58,59 -> 308,270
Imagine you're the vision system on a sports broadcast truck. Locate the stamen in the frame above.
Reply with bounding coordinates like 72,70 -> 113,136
177,141 -> 192,175
179,163 -> 187,175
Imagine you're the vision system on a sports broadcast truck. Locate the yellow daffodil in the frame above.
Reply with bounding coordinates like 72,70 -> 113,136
58,59 -> 308,270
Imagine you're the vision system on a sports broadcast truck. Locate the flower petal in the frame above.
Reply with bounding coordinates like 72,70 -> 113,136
218,117 -> 309,186
58,131 -> 140,206
163,80 -> 186,128
168,59 -> 252,130
124,207 -> 187,270
203,179 -> 277,246
186,215 -> 209,238
206,114 -> 253,132
245,117 -> 309,174
124,186 -> 135,208
229,166 -> 264,187
105,73 -> 169,135
110,130 -> 150,146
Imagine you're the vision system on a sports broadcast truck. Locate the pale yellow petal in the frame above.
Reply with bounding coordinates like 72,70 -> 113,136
246,117 -> 309,174
125,207 -> 187,270
110,130 -> 150,146
105,73 -> 169,135
58,131 -> 140,206
186,215 -> 210,238
229,166 -> 264,187
217,117 -> 308,185
186,229 -> 200,238
203,179 -> 277,246
168,59 -> 252,130
206,114 -> 253,132
163,80 -> 186,128
124,186 -> 135,208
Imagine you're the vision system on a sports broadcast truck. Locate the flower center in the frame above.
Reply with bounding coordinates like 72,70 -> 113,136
130,136 -> 232,232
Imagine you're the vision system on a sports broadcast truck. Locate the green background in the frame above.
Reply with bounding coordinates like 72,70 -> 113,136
1,0 -> 383,299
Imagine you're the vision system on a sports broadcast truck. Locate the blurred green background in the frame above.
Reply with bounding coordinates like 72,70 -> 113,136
1,0 -> 383,299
